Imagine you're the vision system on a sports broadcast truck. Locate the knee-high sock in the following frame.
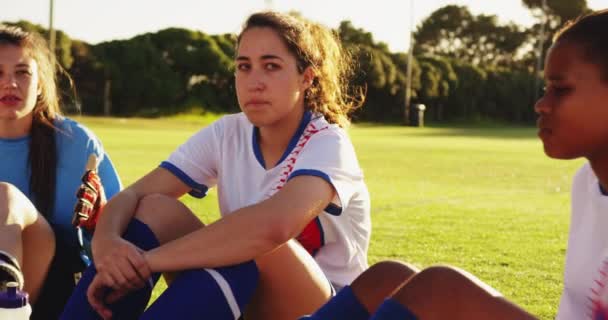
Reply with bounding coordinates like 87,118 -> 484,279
369,299 -> 418,320
141,261 -> 258,320
60,219 -> 161,320
299,285 -> 369,320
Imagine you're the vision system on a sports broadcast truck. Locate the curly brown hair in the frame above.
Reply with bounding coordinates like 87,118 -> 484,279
237,11 -> 364,127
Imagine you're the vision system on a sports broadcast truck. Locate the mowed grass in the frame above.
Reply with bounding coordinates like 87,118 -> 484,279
76,116 -> 582,319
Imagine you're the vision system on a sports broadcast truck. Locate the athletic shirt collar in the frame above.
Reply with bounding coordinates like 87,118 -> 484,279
252,110 -> 312,169
0,135 -> 30,148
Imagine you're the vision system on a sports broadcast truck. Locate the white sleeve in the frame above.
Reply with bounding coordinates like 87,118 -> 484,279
287,130 -> 363,215
160,118 -> 223,198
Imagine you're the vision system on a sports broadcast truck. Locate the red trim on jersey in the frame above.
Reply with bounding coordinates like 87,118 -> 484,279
296,217 -> 324,256
266,120 -> 330,255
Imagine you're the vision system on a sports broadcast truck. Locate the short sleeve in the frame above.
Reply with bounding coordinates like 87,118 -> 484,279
63,118 -> 123,199
97,153 -> 122,199
287,130 -> 363,215
161,118 -> 223,198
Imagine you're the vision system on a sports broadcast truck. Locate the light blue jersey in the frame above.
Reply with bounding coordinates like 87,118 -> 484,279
0,117 -> 121,247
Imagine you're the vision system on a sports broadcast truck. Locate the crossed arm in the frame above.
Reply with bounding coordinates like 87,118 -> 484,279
88,166 -> 334,318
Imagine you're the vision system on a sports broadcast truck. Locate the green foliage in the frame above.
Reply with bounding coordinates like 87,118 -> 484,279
414,5 -> 528,67
520,0 -> 590,74
522,0 -> 589,23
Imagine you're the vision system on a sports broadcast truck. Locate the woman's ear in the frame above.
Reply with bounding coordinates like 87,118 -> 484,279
302,67 -> 315,90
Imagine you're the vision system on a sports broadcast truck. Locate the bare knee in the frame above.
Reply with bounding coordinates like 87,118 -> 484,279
353,260 -> 419,294
0,182 -> 38,227
245,240 -> 330,320
133,194 -> 204,244
363,260 -> 419,286
351,261 -> 419,313
393,265 -> 492,307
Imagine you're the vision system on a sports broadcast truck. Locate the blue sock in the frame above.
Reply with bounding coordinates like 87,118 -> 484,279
369,298 -> 418,320
60,219 -> 161,320
299,285 -> 369,320
141,261 -> 258,319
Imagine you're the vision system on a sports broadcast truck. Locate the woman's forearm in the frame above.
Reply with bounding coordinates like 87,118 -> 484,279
92,189 -> 140,250
143,175 -> 333,273
143,204 -> 284,272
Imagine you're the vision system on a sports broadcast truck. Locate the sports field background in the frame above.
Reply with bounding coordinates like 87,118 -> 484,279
78,115 -> 583,319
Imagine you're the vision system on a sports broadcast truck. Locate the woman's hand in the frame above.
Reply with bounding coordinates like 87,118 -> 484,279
95,235 -> 152,289
87,272 -> 139,320
88,235 -> 152,318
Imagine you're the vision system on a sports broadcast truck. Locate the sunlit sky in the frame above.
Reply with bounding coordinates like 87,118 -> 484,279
2,0 -> 607,53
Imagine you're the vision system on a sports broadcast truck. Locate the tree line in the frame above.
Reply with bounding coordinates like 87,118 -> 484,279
3,0 -> 590,124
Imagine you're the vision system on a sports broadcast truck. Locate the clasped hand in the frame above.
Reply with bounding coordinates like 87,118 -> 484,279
88,236 -> 153,319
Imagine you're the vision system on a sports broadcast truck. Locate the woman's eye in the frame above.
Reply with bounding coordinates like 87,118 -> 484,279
236,64 -> 250,72
265,63 -> 280,71
16,69 -> 32,76
545,86 -> 570,96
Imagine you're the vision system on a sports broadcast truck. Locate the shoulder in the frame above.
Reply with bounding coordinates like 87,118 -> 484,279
53,116 -> 105,156
572,162 -> 593,189
54,116 -> 100,142
216,112 -> 250,132
195,112 -> 250,141
306,114 -> 354,149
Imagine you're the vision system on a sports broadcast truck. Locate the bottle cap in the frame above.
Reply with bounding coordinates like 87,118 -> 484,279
0,282 -> 29,308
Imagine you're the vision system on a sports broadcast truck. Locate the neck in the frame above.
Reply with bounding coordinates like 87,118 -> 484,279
258,107 -> 305,151
256,107 -> 306,169
0,115 -> 33,139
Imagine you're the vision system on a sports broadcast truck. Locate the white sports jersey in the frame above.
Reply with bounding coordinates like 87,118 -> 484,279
557,163 -> 608,320
161,111 -> 371,287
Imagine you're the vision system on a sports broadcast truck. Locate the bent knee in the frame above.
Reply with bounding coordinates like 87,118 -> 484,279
416,265 -> 467,286
0,182 -> 26,202
368,260 -> 420,280
0,182 -> 38,226
135,194 -> 175,218
411,265 -> 499,298
134,193 -> 203,244
354,261 -> 419,292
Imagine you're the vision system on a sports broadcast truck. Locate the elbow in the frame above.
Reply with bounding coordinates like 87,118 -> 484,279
261,216 -> 299,249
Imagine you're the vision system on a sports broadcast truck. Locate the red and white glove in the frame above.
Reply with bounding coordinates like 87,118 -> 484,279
72,169 -> 106,232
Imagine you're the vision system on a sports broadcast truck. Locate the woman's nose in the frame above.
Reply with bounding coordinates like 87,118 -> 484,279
247,70 -> 266,92
0,74 -> 18,89
534,95 -> 550,114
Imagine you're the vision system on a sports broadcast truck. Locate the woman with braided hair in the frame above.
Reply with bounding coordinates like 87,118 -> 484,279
61,11 -> 370,320
0,25 -> 121,319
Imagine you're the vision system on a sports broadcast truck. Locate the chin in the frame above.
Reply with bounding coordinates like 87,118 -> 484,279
0,112 -> 19,121
543,146 -> 580,160
243,111 -> 281,128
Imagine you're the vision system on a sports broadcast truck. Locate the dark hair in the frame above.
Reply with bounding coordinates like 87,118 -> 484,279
0,25 -> 61,218
237,11 -> 364,127
553,9 -> 608,82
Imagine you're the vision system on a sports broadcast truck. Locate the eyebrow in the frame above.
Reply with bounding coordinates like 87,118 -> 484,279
235,54 -> 284,61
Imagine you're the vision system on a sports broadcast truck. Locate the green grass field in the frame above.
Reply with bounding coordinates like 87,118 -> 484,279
77,115 -> 583,319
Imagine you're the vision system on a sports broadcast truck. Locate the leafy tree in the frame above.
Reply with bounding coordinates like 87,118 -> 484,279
69,40 -> 104,113
414,5 -> 527,67
340,20 -> 420,122
520,0 -> 590,73
446,60 -> 487,120
418,56 -> 457,121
